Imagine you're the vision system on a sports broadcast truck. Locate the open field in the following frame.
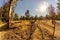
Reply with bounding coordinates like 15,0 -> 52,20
0,20 -> 60,40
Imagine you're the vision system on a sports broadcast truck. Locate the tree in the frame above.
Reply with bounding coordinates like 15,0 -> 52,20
48,5 -> 56,40
0,1 -> 10,22
0,7 -> 3,21
20,16 -> 23,20
46,14 -> 49,19
38,16 -> 43,20
48,5 -> 56,19
14,13 -> 19,20
30,16 -> 34,20
34,15 -> 38,20
57,0 -> 60,20
25,10 -> 30,20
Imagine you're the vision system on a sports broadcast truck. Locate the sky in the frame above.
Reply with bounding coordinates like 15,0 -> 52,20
0,0 -> 58,16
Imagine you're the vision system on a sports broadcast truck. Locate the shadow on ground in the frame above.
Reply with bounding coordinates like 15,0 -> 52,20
0,24 -> 9,32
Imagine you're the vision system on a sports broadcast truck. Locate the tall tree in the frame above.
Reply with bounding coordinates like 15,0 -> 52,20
46,14 -> 49,19
34,15 -> 38,20
48,5 -> 56,19
48,5 -> 56,40
25,10 -> 30,19
57,0 -> 60,19
8,0 -> 19,27
14,13 -> 19,20
0,1 -> 10,22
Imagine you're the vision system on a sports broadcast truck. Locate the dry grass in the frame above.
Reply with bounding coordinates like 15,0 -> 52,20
0,20 -> 60,40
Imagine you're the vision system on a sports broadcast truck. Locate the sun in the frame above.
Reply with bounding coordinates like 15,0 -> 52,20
40,5 -> 47,12
36,1 -> 50,13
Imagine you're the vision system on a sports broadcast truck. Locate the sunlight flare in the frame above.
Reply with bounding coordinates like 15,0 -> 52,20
36,1 -> 50,13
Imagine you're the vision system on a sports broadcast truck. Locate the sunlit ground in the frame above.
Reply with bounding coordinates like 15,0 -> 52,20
0,20 -> 60,40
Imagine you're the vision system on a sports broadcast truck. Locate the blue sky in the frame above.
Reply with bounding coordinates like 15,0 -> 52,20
0,0 -> 58,16
0,0 -> 3,7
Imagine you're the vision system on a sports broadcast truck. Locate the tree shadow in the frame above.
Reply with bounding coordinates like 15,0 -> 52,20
0,24 -> 9,32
